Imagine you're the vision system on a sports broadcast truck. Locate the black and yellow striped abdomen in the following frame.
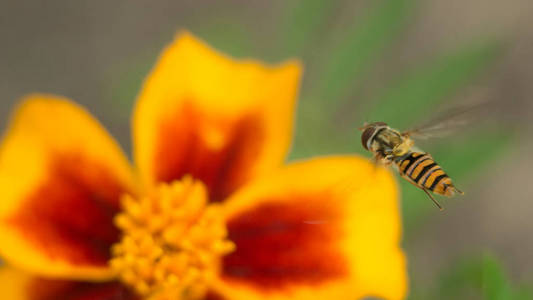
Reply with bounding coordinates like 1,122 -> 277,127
395,152 -> 455,196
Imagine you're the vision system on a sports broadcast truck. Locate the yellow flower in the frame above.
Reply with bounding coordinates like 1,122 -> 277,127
0,31 -> 407,300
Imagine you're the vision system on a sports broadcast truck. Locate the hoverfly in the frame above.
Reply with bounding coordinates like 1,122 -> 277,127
359,117 -> 466,210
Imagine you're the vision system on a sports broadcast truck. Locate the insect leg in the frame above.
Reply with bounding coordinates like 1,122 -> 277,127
398,173 -> 443,210
371,153 -> 381,167
373,152 -> 393,166
370,154 -> 383,175
422,188 -> 443,211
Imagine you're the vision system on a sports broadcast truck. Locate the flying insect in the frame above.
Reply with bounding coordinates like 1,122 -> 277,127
359,121 -> 464,210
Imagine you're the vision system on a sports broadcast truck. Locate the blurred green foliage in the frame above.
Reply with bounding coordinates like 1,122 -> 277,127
307,0 -> 414,102
109,0 -> 527,298
287,0 -> 417,157
365,40 -> 502,129
280,0 -> 337,56
409,254 -> 533,300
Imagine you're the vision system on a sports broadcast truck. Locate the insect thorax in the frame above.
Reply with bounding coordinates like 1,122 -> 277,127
369,127 -> 405,156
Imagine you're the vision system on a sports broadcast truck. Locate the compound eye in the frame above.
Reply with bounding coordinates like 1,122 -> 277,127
361,127 -> 376,151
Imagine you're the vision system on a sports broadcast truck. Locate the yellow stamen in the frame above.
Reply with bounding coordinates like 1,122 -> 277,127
110,176 -> 235,299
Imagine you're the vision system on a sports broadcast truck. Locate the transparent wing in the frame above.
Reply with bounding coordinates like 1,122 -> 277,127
402,118 -> 469,140
401,90 -> 492,140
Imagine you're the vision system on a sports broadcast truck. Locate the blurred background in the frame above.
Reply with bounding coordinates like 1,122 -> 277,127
1,0 -> 533,299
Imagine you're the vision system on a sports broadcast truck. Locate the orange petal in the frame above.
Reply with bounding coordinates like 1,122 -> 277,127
0,95 -> 136,280
0,267 -> 138,300
213,156 -> 407,300
133,31 -> 301,201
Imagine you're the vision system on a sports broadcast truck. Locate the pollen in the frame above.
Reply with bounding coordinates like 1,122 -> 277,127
110,176 -> 235,299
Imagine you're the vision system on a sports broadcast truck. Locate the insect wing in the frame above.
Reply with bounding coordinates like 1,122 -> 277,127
401,93 -> 491,140
402,118 -> 468,140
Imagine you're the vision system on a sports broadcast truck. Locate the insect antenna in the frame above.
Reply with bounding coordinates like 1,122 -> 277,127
422,188 -> 444,211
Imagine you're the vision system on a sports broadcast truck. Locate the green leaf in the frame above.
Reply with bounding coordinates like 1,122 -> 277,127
408,254 -> 528,300
480,255 -> 514,300
365,39 -> 503,129
435,254 -> 513,300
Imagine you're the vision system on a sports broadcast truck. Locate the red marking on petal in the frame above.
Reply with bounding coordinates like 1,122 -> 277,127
222,194 -> 349,290
202,291 -> 227,300
7,153 -> 131,267
29,279 -> 138,300
154,103 -> 264,202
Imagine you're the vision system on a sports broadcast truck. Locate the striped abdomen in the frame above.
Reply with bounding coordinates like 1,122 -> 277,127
395,152 -> 455,196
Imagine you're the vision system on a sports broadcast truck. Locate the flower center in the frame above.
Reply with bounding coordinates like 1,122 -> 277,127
110,176 -> 234,299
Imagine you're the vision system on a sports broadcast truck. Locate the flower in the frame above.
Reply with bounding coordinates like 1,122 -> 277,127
0,31 -> 407,300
